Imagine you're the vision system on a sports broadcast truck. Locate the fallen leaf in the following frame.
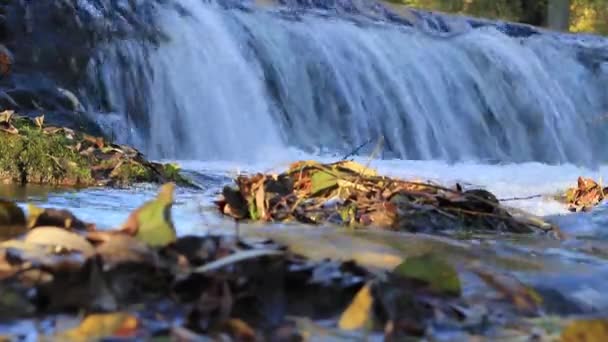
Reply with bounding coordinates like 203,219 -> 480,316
566,177 -> 605,212
335,161 -> 377,177
0,110 -> 17,134
27,204 -> 94,231
473,268 -> 542,313
338,283 -> 374,331
310,169 -> 340,195
0,239 -> 86,274
220,186 -> 249,219
120,183 -> 176,247
223,318 -> 257,341
93,233 -> 157,269
55,312 -> 139,341
392,253 -> 461,296
34,115 -> 44,128
24,227 -> 96,258
561,319 -> 608,342
0,200 -> 26,240
254,178 -> 268,221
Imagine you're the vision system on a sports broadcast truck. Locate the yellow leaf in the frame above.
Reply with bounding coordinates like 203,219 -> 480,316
55,313 -> 137,342
338,283 -> 374,331
562,319 -> 608,342
335,161 -> 377,177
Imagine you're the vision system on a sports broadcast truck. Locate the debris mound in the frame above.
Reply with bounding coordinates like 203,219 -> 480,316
217,160 -> 560,236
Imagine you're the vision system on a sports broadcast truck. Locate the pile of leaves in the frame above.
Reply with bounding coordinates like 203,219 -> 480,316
217,160 -> 560,236
0,183 -> 602,340
563,176 -> 607,212
0,111 -> 192,187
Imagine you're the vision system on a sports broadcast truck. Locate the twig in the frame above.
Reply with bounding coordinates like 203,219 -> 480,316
342,138 -> 373,160
498,194 -> 543,202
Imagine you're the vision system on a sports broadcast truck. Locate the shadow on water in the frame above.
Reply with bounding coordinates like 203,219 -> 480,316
0,184 -> 80,202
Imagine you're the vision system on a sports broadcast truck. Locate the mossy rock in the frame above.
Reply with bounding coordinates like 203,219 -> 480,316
0,114 -> 195,188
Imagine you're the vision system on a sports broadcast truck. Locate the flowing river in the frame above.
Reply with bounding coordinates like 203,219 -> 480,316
5,0 -> 608,328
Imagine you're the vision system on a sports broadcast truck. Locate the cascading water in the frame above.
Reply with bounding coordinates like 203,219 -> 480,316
83,0 -> 608,164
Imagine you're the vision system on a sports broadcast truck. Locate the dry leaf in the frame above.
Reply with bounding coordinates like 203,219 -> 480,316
54,313 -> 139,341
561,319 -> 608,342
34,115 -> 44,128
24,227 -> 96,258
338,283 -> 374,331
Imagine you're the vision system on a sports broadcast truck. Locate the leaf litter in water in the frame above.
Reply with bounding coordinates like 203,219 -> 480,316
0,180 -> 602,340
558,176 -> 608,212
216,160 -> 562,236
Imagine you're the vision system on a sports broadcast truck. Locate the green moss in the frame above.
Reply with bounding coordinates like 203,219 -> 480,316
111,161 -> 154,186
17,125 -> 93,185
0,133 -> 24,183
0,115 -> 197,188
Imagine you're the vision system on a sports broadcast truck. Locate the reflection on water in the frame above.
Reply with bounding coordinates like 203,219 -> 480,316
0,184 -> 77,202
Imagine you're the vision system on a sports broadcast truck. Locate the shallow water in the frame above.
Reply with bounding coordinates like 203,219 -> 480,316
7,157 -> 608,313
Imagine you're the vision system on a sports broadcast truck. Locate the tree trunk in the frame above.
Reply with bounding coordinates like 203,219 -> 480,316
520,0 -> 547,27
547,0 -> 570,31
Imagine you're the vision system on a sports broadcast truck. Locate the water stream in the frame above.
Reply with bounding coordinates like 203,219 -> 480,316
6,0 -> 608,327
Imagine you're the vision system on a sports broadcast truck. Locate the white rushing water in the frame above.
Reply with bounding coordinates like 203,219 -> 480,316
84,0 -> 608,165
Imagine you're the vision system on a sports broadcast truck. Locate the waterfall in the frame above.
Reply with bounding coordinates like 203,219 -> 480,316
82,0 -> 608,164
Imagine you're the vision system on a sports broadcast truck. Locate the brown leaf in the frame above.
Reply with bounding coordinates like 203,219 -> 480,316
0,239 -> 86,275
219,186 -> 248,219
222,319 -> 256,341
27,204 -> 95,231
93,233 -> 157,268
83,134 -> 105,149
473,268 -> 542,314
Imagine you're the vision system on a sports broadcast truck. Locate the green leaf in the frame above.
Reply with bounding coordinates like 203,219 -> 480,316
120,183 -> 177,247
248,199 -> 260,221
393,253 -> 461,296
310,170 -> 339,195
